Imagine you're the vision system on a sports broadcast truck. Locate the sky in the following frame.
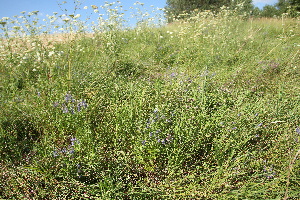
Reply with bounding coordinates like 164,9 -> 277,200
0,0 -> 279,20
252,0 -> 278,9
0,0 -> 169,33
0,0 -> 166,20
0,0 -> 279,32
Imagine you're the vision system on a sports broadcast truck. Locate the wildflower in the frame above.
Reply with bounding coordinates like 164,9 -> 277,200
166,134 -> 173,142
70,137 -> 79,146
65,92 -> 73,102
62,105 -> 68,113
91,5 -> 98,9
296,127 -> 300,134
61,148 -> 67,154
69,147 -> 75,154
170,72 -> 176,77
63,18 -> 70,22
53,150 -> 59,157
48,51 -> 55,57
73,14 -> 81,19
32,11 -> 39,15
257,123 -> 263,127
0,22 -> 6,26
83,6 -> 88,9
142,140 -> 146,145
77,99 -> 88,112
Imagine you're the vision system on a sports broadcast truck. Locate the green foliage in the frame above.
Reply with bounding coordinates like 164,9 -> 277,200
261,5 -> 280,17
165,0 -> 255,21
165,0 -> 231,21
1,1 -> 300,199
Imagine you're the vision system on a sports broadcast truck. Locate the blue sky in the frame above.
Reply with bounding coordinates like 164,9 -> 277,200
252,0 -> 278,9
0,0 -> 166,19
0,0 -> 278,19
0,0 -> 278,27
0,0 -> 168,30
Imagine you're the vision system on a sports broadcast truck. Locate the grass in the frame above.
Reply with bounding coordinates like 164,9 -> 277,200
0,2 -> 300,199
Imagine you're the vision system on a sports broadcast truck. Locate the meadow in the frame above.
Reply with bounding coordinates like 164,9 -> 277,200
0,2 -> 300,199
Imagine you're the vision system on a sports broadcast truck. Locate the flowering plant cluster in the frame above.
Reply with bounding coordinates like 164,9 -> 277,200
53,92 -> 88,114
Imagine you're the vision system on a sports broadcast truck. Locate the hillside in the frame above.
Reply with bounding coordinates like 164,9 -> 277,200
0,6 -> 300,199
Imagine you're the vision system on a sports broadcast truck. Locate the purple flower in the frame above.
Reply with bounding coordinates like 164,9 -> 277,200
53,102 -> 59,107
65,92 -> 73,102
70,137 -> 78,146
296,127 -> 300,134
77,100 -> 88,112
61,148 -> 67,154
53,150 -> 59,157
166,134 -> 173,142
142,140 -> 146,145
69,147 -> 75,154
170,72 -> 176,77
62,105 -> 68,113
81,100 -> 88,108
257,123 -> 263,127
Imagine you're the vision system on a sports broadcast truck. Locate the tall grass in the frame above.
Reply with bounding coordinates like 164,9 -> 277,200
0,2 -> 299,199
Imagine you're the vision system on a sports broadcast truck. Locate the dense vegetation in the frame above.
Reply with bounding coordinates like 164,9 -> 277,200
0,2 -> 299,199
165,0 -> 300,20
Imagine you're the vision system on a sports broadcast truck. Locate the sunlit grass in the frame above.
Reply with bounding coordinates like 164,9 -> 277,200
0,1 -> 299,199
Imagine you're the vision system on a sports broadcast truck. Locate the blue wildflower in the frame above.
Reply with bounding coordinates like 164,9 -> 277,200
65,92 -> 73,102
70,137 -> 78,146
53,102 -> 59,107
69,147 -> 75,154
61,148 -> 67,154
53,150 -> 59,157
296,127 -> 300,134
62,105 -> 68,113
257,123 -> 263,127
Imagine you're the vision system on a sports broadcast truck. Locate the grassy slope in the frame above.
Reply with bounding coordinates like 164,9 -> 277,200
0,9 -> 300,199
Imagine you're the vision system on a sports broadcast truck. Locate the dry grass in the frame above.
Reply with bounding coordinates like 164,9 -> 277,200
0,32 -> 95,53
